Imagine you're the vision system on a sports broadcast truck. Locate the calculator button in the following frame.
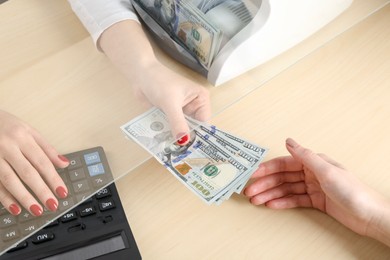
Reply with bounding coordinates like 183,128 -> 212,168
67,157 -> 83,170
92,176 -> 107,188
58,199 -> 75,211
79,206 -> 96,217
61,211 -> 77,223
0,215 -> 17,228
84,152 -> 101,165
69,168 -> 86,181
77,194 -> 93,203
18,212 -> 35,223
68,223 -> 86,233
31,231 -> 55,244
20,223 -> 41,236
99,200 -> 116,211
1,228 -> 20,242
96,187 -> 111,199
72,180 -> 90,193
87,163 -> 105,176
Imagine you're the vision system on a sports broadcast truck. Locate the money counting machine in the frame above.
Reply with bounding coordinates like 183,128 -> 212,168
133,0 -> 353,86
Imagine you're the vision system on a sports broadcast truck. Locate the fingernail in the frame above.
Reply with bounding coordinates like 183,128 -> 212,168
286,138 -> 298,148
30,204 -> 43,216
9,204 -> 21,216
46,198 -> 58,212
56,186 -> 68,199
58,155 -> 69,163
176,133 -> 189,145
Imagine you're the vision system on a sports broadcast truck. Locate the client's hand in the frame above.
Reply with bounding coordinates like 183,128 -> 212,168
244,138 -> 389,240
0,110 -> 69,216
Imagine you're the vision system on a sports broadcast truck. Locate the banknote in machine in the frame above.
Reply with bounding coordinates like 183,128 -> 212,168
132,0 -> 178,35
175,0 -> 222,68
131,0 -> 222,69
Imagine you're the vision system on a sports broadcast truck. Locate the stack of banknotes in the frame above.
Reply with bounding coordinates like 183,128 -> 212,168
132,0 -> 223,69
121,108 -> 268,205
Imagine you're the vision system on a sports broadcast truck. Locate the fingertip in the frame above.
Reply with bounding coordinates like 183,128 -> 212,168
58,154 -> 70,166
56,186 -> 68,199
29,204 -> 43,217
249,196 -> 264,206
244,186 -> 255,198
9,203 -> 21,216
176,133 -> 190,146
285,139 -> 328,173
285,138 -> 298,149
250,164 -> 265,179
264,201 -> 276,209
45,198 -> 58,212
286,138 -> 312,160
58,154 -> 69,162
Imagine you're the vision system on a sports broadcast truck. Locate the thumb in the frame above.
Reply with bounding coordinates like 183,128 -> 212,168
285,138 -> 330,175
162,106 -> 190,145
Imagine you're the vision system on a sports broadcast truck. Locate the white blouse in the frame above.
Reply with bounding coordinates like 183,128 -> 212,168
67,0 -> 139,46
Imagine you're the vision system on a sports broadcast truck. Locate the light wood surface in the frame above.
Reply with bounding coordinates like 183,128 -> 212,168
0,0 -> 389,259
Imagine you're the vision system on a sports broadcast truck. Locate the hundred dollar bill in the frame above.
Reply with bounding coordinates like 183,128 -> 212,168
121,107 -> 268,204
192,0 -> 227,13
186,118 -> 267,162
185,117 -> 268,195
132,0 -> 222,69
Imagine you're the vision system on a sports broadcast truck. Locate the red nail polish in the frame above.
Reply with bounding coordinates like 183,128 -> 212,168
9,204 -> 21,216
56,186 -> 68,199
177,134 -> 189,145
30,204 -> 43,216
58,155 -> 70,163
46,198 -> 58,212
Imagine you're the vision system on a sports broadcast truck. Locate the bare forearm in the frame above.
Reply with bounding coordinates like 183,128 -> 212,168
98,20 -> 157,82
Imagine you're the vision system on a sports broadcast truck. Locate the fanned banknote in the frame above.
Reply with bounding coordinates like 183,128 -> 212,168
120,107 -> 267,205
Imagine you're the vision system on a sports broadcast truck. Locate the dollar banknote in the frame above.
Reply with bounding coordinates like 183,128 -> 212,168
191,0 -> 228,13
132,0 -> 222,69
121,107 -> 268,205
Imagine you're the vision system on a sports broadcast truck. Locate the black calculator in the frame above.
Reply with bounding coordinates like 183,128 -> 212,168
0,147 -> 141,260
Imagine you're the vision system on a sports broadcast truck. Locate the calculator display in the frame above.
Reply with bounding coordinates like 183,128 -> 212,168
42,233 -> 126,260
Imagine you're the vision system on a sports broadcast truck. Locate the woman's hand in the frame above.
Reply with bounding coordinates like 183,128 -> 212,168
99,20 -> 211,145
0,110 -> 69,216
132,60 -> 211,142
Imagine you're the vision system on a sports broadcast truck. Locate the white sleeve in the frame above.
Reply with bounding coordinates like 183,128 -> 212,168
67,0 -> 140,46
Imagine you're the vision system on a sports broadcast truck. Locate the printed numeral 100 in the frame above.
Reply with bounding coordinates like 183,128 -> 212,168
191,181 -> 211,196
